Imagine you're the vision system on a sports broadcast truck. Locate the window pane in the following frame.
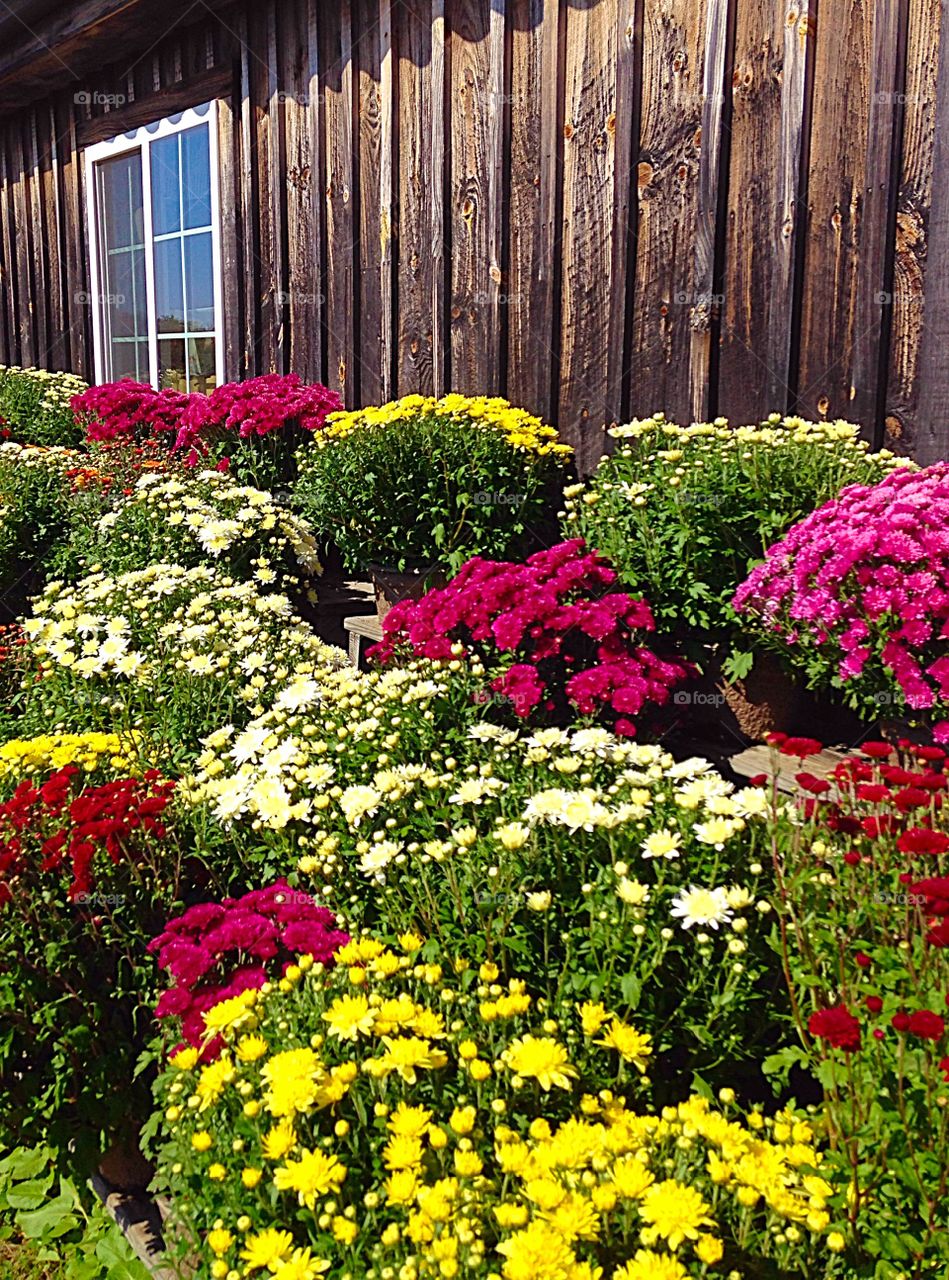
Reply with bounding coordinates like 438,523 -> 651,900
154,238 -> 185,333
98,151 -> 143,250
111,340 -> 149,381
184,232 -> 215,331
181,124 -> 212,229
187,336 -> 217,393
151,134 -> 181,235
158,338 -> 187,391
105,248 -> 147,340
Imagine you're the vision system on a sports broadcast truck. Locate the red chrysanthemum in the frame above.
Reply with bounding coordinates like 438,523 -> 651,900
808,1004 -> 862,1051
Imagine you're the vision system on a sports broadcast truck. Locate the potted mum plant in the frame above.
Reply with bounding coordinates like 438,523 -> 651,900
734,461 -> 949,744
564,413 -> 909,738
292,393 -> 572,620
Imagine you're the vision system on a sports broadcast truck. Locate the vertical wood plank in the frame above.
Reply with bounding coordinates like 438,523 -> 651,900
431,0 -> 448,394
605,0 -> 641,427
218,69 -> 244,381
283,0 -> 323,383
0,130 -> 15,364
850,0 -> 907,440
55,95 -> 88,376
915,0 -> 949,463
884,0 -> 941,457
628,0 -> 708,428
505,0 -> 560,421
718,1 -> 785,421
250,2 -> 285,374
43,105 -> 67,370
321,0 -> 357,403
354,0 -> 394,403
396,0 -> 438,396
26,108 -> 49,368
558,0 -> 619,469
688,0 -> 729,422
449,0 -> 505,394
795,1 -> 873,422
11,124 -> 35,367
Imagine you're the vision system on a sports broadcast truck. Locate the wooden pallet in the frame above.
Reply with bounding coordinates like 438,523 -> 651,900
729,744 -> 849,794
344,613 -> 383,667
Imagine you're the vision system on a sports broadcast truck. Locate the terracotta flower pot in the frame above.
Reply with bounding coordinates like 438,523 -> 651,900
368,564 -> 445,625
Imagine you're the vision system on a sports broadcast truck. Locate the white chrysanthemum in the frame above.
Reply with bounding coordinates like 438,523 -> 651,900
641,829 -> 682,860
670,885 -> 733,931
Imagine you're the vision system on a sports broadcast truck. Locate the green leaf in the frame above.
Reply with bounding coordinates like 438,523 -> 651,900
6,1178 -> 54,1211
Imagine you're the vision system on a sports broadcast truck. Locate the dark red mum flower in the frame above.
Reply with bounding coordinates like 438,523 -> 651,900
780,737 -> 824,759
861,742 -> 894,759
797,772 -> 831,795
808,1004 -> 861,1051
891,1011 -> 911,1032
866,995 -> 883,1014
906,1010 -> 946,1041
897,828 -> 949,856
855,951 -> 871,968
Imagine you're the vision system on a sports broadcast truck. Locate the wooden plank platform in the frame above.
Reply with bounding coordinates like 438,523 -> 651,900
730,745 -> 849,795
344,613 -> 383,667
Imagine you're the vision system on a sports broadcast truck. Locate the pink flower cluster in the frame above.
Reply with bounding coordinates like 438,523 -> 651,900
172,374 -> 342,457
734,464 -> 949,730
71,374 -> 342,460
370,539 -> 689,736
72,382 -> 193,443
149,879 -> 348,1053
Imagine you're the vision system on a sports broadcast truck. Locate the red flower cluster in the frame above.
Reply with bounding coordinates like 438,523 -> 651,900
370,540 -> 690,736
0,767 -> 174,904
149,880 -> 349,1052
71,375 -> 342,464
808,1004 -> 862,1051
891,1008 -> 946,1040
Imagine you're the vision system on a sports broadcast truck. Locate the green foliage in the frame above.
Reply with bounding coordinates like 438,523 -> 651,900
562,414 -> 907,659
293,395 -> 570,571
767,743 -> 949,1277
0,368 -> 87,449
0,1145 -> 150,1280
0,444 -> 77,621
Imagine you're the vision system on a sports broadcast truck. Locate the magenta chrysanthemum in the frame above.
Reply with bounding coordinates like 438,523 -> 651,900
734,464 -> 949,719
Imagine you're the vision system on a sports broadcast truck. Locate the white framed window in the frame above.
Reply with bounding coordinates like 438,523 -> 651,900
85,102 -> 224,393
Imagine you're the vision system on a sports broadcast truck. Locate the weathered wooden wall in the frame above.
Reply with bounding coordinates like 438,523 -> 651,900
0,0 -> 943,468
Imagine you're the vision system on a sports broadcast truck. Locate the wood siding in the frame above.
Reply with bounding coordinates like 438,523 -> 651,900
0,0 -> 944,464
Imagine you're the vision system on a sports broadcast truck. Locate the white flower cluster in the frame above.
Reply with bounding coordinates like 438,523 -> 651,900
0,440 -> 81,471
96,470 -> 322,581
23,562 -> 345,699
183,663 -> 453,830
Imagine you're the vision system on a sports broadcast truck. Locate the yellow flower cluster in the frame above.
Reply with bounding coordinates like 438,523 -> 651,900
157,939 -> 842,1280
0,365 -> 88,415
319,394 -> 572,458
0,440 -> 82,472
0,731 -> 138,782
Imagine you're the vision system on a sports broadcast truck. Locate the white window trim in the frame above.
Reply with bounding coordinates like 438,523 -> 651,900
84,101 -> 225,391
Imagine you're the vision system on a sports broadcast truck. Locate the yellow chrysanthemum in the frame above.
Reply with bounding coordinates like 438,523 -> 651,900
273,1148 -> 347,1209
240,1228 -> 295,1272
639,1179 -> 715,1250
501,1036 -> 577,1091
322,993 -> 375,1041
